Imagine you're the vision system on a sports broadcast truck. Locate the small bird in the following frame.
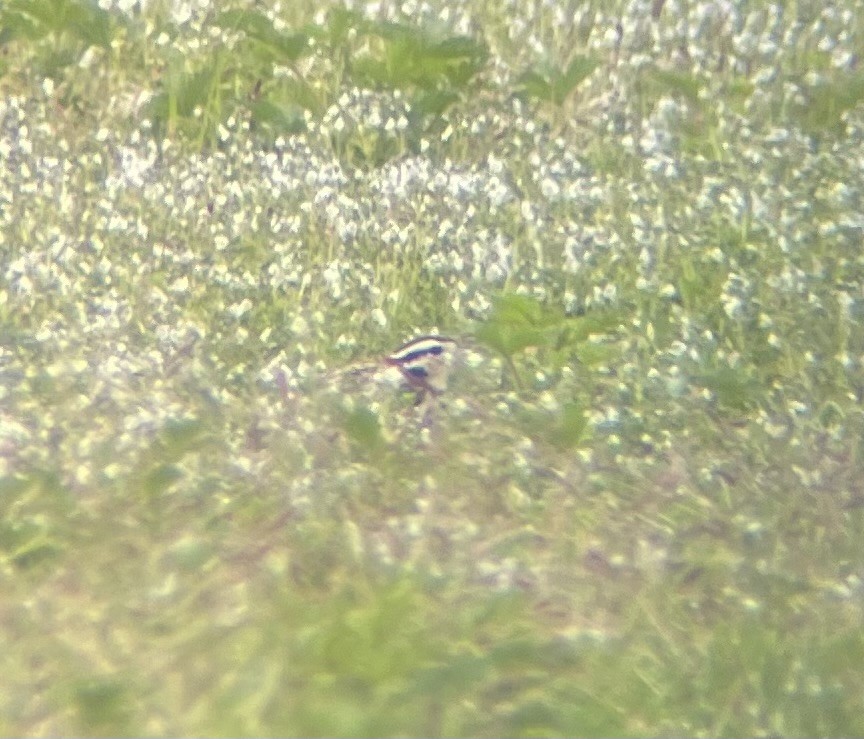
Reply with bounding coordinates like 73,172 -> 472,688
384,335 -> 458,404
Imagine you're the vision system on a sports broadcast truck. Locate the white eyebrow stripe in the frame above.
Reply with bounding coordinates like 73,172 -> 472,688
387,337 -> 456,364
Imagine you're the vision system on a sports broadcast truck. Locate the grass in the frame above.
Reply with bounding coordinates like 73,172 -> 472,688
1,0 -> 864,735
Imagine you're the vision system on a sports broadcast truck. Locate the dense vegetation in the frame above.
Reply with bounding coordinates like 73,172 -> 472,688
1,0 -> 863,735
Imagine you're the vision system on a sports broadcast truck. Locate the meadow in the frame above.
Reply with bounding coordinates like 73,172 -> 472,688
1,0 -> 863,735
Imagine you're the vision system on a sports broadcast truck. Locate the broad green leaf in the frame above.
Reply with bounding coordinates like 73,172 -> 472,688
488,293 -> 551,326
573,340 -> 618,366
216,10 -> 310,63
323,5 -> 368,46
1,1 -> 51,41
410,89 -> 458,118
697,366 -> 763,411
549,402 -> 590,447
63,0 -> 113,49
160,417 -> 207,456
558,55 -> 599,94
516,70 -> 553,102
144,65 -> 218,121
251,98 -> 306,135
560,310 -> 624,343
2,0 -> 114,48
642,66 -> 702,103
517,55 -> 598,105
352,20 -> 487,91
795,71 -> 864,135
475,321 -> 549,357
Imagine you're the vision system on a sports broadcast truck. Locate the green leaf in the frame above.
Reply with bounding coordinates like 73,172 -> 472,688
251,98 -> 306,135
73,676 -> 133,735
1,0 -> 115,48
215,10 -> 310,63
558,55 -> 599,93
490,292 -> 566,330
409,653 -> 491,699
424,35 -> 488,87
0,474 -> 32,499
323,5 -> 368,46
816,400 -> 844,429
516,55 -> 598,105
475,294 -> 565,358
144,64 -> 217,121
11,538 -> 63,569
142,463 -> 183,496
572,340 -> 618,367
409,89 -> 459,118
697,366 -> 763,411
475,321 -> 549,357
642,66 -> 702,104
160,417 -> 207,456
352,20 -> 487,91
516,70 -> 554,102
549,402 -> 590,448
343,406 -> 384,454
142,55 -> 230,144
1,0 -> 50,41
559,310 -> 623,343
62,0 -> 114,49
795,71 -> 864,135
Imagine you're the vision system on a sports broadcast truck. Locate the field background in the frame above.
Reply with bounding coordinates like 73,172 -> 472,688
2,0 -> 864,735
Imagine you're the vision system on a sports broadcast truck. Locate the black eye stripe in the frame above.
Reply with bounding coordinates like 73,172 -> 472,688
384,337 -> 456,396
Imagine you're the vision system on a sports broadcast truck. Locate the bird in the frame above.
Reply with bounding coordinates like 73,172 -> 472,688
383,335 -> 458,404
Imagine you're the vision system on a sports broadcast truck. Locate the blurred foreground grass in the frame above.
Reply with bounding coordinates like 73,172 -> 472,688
2,0 -> 864,735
